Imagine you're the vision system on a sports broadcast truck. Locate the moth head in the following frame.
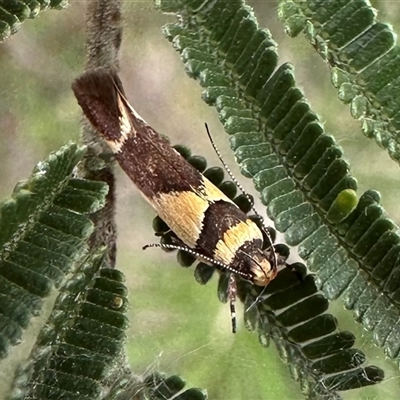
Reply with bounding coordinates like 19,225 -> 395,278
248,249 -> 277,286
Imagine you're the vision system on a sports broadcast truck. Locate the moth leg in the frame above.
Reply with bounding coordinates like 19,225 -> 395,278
228,273 -> 237,334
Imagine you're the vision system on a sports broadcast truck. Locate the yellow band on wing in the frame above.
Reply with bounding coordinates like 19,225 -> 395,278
148,176 -> 233,248
214,219 -> 263,265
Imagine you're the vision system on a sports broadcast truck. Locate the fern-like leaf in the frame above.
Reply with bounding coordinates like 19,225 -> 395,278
0,0 -> 68,42
278,0 -> 400,163
0,142 -> 107,360
3,146 -> 207,399
155,0 -> 400,374
107,371 -> 208,400
151,144 -> 384,399
9,250 -> 129,400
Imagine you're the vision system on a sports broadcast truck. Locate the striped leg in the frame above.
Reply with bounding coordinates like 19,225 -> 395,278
228,274 -> 237,333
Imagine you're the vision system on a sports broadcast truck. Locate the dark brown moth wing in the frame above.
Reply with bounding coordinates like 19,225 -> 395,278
72,68 -> 125,142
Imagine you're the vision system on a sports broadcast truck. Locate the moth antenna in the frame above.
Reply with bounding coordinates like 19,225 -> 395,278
205,123 -> 255,209
245,297 -> 259,315
204,123 -> 278,273
246,285 -> 266,314
143,243 -> 252,280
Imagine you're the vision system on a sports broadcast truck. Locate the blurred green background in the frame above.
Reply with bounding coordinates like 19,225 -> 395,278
1,1 -> 400,399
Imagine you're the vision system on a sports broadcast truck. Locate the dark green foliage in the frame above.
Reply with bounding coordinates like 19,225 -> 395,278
150,146 -> 384,399
231,193 -> 252,213
10,251 -> 129,400
0,142 -> 107,360
155,0 -> 400,375
0,0 -> 67,41
244,265 -> 384,395
218,180 -> 237,198
0,4 -> 22,35
107,371 -> 208,400
203,166 -> 224,186
187,155 -> 207,172
55,179 -> 109,214
173,144 -> 192,159
279,0 -> 400,162
194,262 -> 215,285
144,373 -> 207,400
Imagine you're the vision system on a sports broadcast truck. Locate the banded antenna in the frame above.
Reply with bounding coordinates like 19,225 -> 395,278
143,243 -> 252,280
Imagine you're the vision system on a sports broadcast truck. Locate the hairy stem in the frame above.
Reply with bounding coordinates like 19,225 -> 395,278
79,0 -> 123,266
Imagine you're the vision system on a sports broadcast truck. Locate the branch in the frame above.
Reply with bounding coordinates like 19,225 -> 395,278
79,0 -> 124,266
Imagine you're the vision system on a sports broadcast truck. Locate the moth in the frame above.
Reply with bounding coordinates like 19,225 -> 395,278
72,68 -> 278,332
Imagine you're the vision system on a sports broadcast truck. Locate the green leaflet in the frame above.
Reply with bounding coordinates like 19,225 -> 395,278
0,0 -> 68,42
279,0 -> 400,163
0,142 -> 107,360
156,0 -> 400,381
10,251 -> 129,400
151,144 -> 384,399
11,247 -> 207,400
107,372 -> 208,400
243,268 -> 384,396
